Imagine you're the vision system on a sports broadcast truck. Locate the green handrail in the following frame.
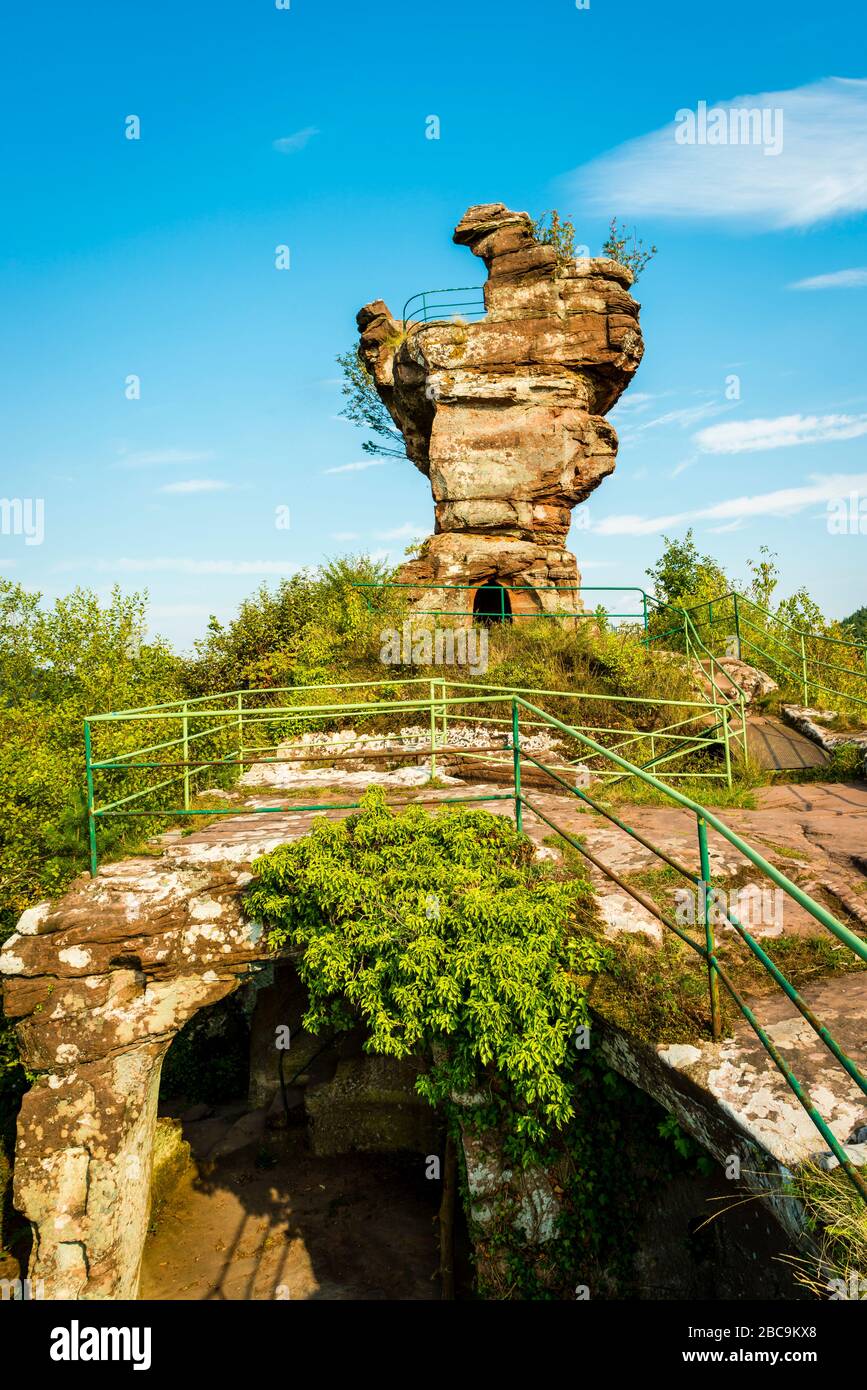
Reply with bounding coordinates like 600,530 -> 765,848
671,590 -> 867,712
83,675 -> 737,874
509,694 -> 867,1200
401,286 -> 486,328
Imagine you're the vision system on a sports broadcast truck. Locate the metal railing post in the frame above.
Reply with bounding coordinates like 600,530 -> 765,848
722,708 -> 732,789
182,703 -> 191,810
697,816 -> 722,1041
440,677 -> 448,744
800,632 -> 809,705
429,679 -> 437,781
512,698 -> 523,833
740,697 -> 748,761
642,591 -> 649,649
237,691 -> 243,772
733,592 -> 742,660
84,719 -> 98,876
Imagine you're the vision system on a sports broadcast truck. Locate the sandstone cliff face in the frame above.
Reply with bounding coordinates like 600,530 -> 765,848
357,203 -> 643,619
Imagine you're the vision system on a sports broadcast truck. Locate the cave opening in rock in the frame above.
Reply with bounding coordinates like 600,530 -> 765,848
141,964 -> 457,1300
472,581 -> 512,624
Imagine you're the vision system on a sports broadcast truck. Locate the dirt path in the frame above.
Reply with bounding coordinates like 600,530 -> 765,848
140,1123 -> 441,1301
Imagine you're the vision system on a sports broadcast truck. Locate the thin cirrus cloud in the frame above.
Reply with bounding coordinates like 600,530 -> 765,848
567,77 -> 867,229
324,460 -> 387,474
694,413 -> 867,454
593,473 -> 867,537
272,127 -> 319,153
158,479 -> 232,495
788,268 -> 867,291
639,402 -> 730,432
374,523 -> 425,540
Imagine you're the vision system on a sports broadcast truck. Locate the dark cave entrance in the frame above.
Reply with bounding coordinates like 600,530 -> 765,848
472,581 -> 512,624
144,965 -> 459,1300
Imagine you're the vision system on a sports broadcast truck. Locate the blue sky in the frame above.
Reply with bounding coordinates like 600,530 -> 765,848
1,0 -> 865,648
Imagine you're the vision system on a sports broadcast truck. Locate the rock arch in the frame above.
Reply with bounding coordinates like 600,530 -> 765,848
0,828 -> 286,1299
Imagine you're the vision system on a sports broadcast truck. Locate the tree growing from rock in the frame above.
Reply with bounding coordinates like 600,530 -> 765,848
336,348 -> 407,460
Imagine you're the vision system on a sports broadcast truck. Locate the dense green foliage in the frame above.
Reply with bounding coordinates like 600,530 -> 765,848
842,606 -> 867,645
646,534 -> 866,716
185,555 -> 404,695
0,579 -> 184,931
248,790 -> 609,1142
0,579 -> 185,1247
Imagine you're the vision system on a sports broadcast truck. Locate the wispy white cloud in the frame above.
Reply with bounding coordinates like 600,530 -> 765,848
593,472 -> 867,536
158,479 -> 232,495
642,402 -> 730,432
273,127 -> 319,154
324,460 -> 387,474
374,523 -> 425,540
57,558 -> 300,576
567,77 -> 867,229
331,531 -> 361,541
670,457 -> 697,478
118,448 -> 216,469
609,391 -> 668,416
788,268 -> 867,291
695,413 -> 867,454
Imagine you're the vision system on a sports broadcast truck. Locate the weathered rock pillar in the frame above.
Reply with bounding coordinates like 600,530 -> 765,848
356,202 -> 644,621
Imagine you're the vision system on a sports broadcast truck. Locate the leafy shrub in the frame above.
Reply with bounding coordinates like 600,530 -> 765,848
247,789 -> 610,1142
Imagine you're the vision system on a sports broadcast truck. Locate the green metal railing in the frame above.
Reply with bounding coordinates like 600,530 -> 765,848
401,286 -> 486,328
355,581 -> 654,630
508,695 -> 867,1201
649,590 -> 867,714
81,679 -> 867,1199
83,675 -> 745,877
354,581 -> 750,759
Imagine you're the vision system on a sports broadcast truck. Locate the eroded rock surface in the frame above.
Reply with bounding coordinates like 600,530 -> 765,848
0,851 -> 272,1299
357,203 -> 644,619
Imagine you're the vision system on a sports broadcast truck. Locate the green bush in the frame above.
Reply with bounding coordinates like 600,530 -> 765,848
247,789 -> 610,1143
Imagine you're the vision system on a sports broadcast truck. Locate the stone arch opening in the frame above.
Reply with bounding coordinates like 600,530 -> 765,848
472,581 -> 512,624
140,960 -> 449,1300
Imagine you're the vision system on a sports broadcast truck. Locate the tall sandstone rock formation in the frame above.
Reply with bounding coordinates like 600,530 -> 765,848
356,203 -> 644,620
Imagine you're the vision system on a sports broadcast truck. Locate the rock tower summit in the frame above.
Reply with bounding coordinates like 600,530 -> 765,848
356,202 -> 644,622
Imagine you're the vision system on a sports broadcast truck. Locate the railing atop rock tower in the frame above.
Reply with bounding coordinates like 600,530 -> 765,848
401,285 -> 486,328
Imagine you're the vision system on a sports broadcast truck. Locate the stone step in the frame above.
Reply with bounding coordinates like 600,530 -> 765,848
305,1054 -> 438,1157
